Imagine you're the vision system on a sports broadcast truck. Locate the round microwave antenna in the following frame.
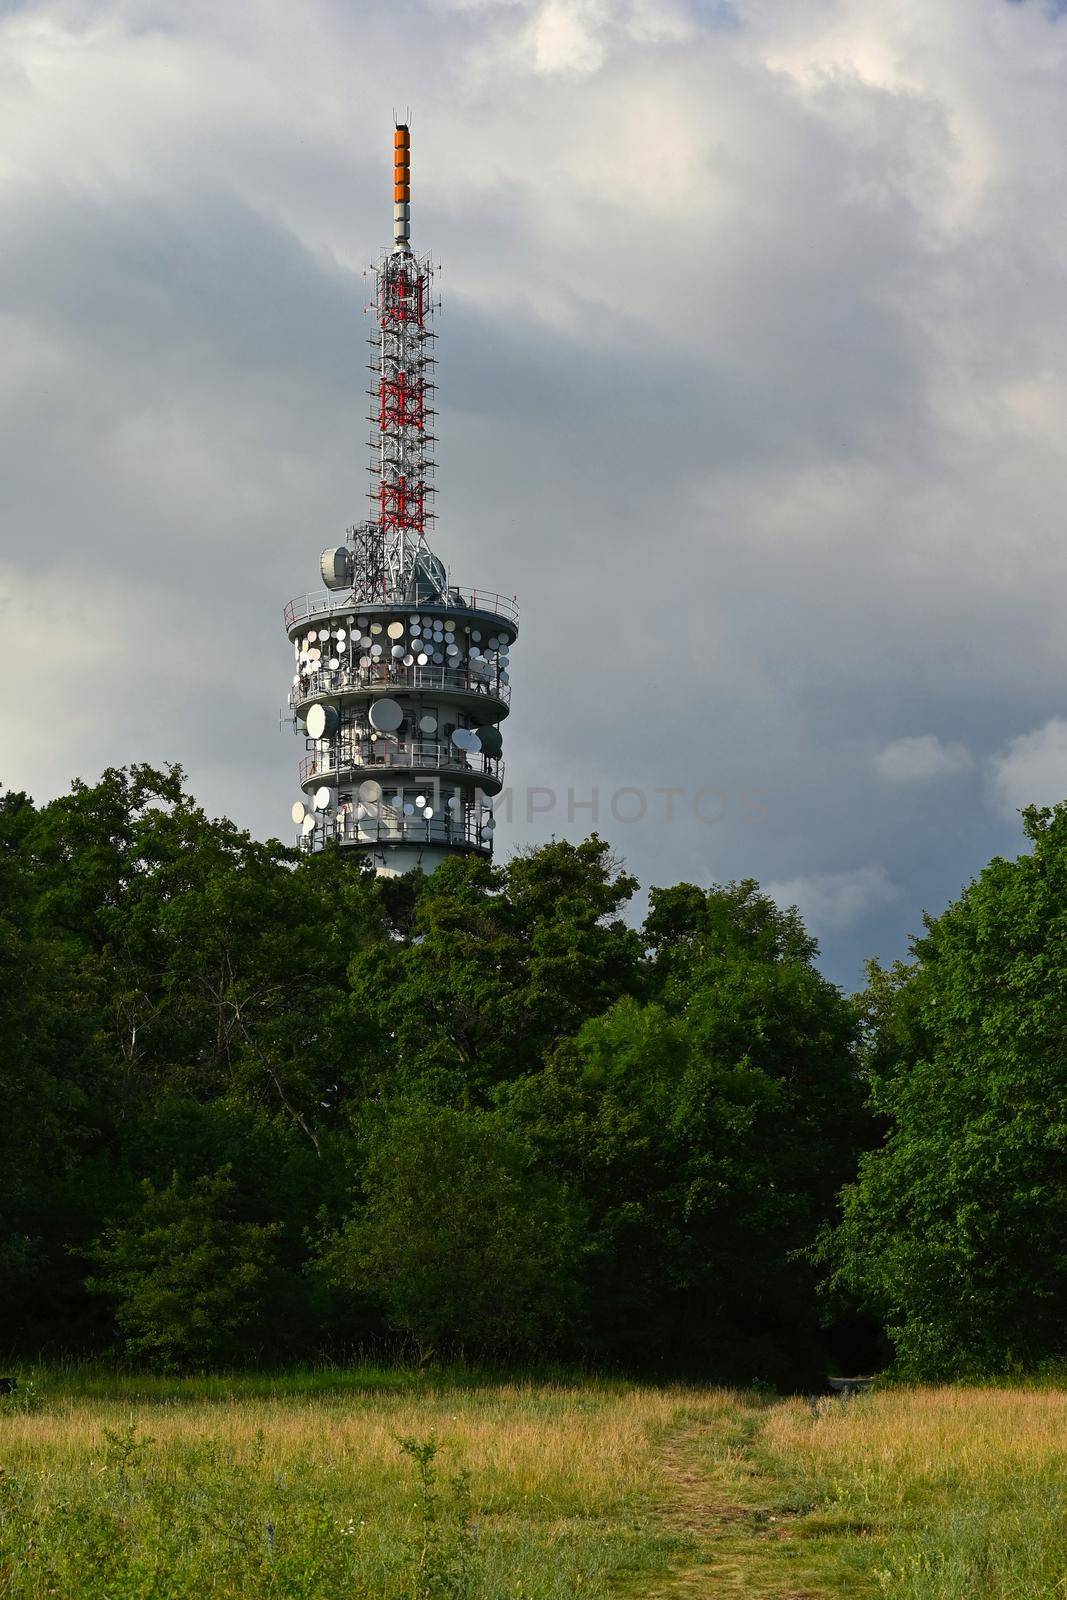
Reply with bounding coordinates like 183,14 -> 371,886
369,697 -> 403,732
321,546 -> 352,590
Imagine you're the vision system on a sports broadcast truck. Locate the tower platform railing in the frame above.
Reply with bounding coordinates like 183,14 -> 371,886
299,747 -> 504,786
300,811 -> 492,854
284,586 -> 519,631
290,661 -> 511,709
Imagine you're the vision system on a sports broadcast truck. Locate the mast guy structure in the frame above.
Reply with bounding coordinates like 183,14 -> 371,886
282,123 -> 518,874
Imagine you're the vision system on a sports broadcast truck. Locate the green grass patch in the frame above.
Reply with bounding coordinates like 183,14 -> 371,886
0,1370 -> 1063,1598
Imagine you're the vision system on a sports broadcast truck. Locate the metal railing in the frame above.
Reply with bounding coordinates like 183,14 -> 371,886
299,812 -> 493,854
284,585 -> 519,631
289,661 -> 510,708
299,745 -> 504,786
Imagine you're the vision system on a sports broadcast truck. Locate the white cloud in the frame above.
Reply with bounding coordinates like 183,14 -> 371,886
989,718 -> 1067,820
528,0 -> 605,74
873,734 -> 973,783
764,866 -> 901,935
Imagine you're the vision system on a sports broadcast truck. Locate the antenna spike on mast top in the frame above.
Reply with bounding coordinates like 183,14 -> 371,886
393,120 -> 410,251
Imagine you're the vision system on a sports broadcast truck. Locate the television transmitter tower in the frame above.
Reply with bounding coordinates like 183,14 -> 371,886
282,123 -> 517,874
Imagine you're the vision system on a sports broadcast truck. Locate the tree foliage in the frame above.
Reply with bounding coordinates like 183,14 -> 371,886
322,1104 -> 584,1359
87,1168 -> 284,1371
2,763 -> 1063,1379
823,805 -> 1067,1378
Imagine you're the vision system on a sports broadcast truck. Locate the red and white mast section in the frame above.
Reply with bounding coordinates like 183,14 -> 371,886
367,122 -> 437,597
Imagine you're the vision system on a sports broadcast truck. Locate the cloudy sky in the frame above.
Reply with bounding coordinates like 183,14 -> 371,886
3,0 -> 1067,985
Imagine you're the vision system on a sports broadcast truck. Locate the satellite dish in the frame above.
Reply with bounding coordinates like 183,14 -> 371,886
391,644 -> 405,658
501,671 -> 510,684
291,801 -> 306,825
415,794 -> 426,807
358,779 -> 382,804
476,726 -> 502,756
302,814 -> 316,835
484,817 -> 496,833
320,547 -> 352,590
356,614 -> 368,627
314,786 -> 332,811
432,651 -> 444,665
370,643 -> 383,657
419,714 -> 437,734
403,653 -> 414,666
447,796 -> 460,811
370,622 -> 383,635
369,697 -> 403,732
416,652 -> 429,666
423,807 -> 434,819
403,802 -> 415,815
409,614 -> 420,625
451,728 -> 473,752
471,630 -> 481,642
359,654 -> 371,668
387,621 -> 405,640
328,658 -> 339,670
305,703 -> 338,739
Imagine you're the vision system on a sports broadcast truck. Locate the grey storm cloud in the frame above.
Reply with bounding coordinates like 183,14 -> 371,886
3,0 -> 1067,984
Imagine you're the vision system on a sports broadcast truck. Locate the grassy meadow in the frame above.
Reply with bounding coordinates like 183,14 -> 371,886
0,1367 -> 1063,1599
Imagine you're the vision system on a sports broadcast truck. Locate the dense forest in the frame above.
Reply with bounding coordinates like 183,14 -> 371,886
1,764 -> 1063,1382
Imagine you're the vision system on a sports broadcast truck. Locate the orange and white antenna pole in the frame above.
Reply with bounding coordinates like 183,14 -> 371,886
393,122 -> 410,250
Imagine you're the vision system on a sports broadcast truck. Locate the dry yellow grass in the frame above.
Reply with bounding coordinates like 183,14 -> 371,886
761,1385 -> 1067,1487
1,1381 -> 730,1517
0,1374 -> 717,1598
1,1374 -> 1063,1599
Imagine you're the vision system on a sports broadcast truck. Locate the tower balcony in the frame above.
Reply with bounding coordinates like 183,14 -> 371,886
298,742 -> 504,795
299,808 -> 492,856
290,660 -> 510,717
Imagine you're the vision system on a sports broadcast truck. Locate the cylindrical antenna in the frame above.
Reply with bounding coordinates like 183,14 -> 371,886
394,123 -> 410,250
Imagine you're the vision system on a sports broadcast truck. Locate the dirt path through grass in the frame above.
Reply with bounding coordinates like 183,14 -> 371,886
629,1408 -> 867,1600
633,1388 -> 1067,1600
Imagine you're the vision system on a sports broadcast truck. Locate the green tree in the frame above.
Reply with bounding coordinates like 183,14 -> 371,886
823,805 -> 1067,1378
346,836 -> 643,1104
504,881 -> 865,1379
2,764 -> 387,1350
323,1104 -> 585,1359
88,1168 -> 284,1370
